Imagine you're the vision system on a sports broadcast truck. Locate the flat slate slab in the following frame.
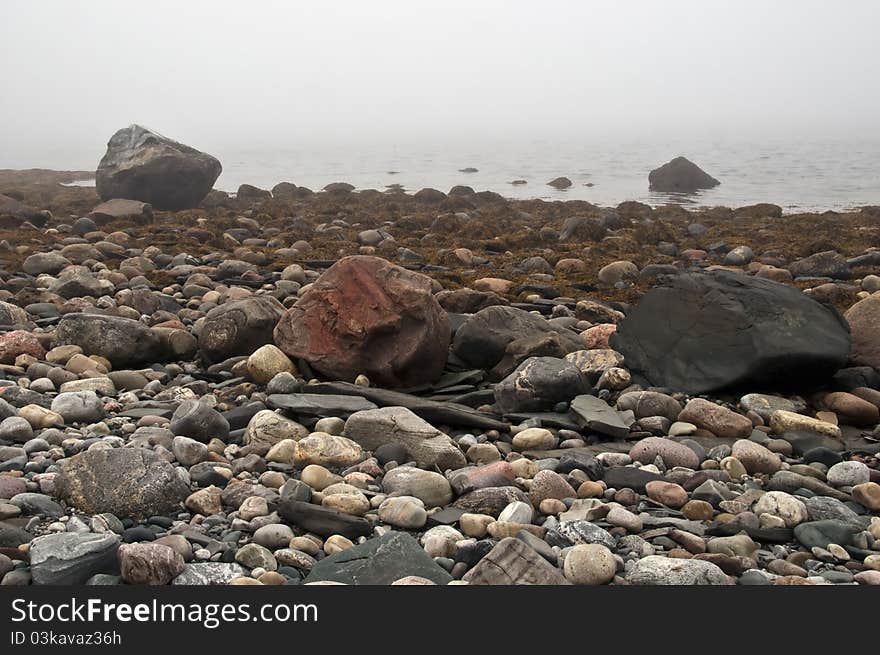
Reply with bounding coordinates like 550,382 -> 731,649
304,531 -> 452,585
279,500 -> 372,539
570,394 -> 630,439
505,412 -> 582,432
306,381 -> 509,431
267,393 -> 377,416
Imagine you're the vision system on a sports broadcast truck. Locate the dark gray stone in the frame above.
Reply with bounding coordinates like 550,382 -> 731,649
494,357 -> 588,414
610,271 -> 850,394
304,531 -> 452,585
648,156 -> 720,193
169,400 -> 230,443
30,533 -> 120,585
452,306 -> 582,370
278,500 -> 372,539
96,124 -> 221,210
570,394 -> 630,439
793,520 -> 859,549
55,314 -> 163,368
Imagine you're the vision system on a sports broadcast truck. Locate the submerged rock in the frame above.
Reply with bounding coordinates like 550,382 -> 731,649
648,156 -> 720,192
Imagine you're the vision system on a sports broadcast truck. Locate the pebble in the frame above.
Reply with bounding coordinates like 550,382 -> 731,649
563,544 -> 617,585
645,481 -> 688,508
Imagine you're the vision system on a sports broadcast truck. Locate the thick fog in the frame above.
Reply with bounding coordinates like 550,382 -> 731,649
2,0 -> 879,169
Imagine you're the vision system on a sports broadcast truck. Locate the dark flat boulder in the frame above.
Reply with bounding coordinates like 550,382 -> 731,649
610,271 -> 850,394
267,393 -> 378,417
570,395 -> 630,439
304,532 -> 452,585
278,500 -> 372,539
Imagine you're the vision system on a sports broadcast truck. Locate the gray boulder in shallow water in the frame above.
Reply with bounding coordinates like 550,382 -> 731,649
96,124 -> 222,210
648,156 -> 720,193
304,531 -> 453,585
610,271 -> 850,394
54,448 -> 190,519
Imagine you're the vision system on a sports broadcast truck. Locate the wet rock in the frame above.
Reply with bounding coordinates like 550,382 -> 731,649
548,176 -> 572,189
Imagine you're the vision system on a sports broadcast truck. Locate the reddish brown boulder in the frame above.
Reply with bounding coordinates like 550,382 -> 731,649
273,256 -> 450,387
0,330 -> 46,364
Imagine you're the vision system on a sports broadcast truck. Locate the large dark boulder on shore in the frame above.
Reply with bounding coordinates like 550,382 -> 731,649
274,256 -> 450,388
610,271 -> 850,394
96,125 -> 221,210
648,156 -> 720,193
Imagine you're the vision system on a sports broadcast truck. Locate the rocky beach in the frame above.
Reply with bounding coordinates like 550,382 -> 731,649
1,127 -> 879,587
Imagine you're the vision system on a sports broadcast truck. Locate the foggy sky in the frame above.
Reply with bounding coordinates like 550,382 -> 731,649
2,0 -> 879,169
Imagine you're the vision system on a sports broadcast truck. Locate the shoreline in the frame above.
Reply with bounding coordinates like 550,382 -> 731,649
3,167 -> 877,215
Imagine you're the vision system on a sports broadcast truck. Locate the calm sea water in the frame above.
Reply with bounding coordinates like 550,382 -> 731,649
62,136 -> 880,212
